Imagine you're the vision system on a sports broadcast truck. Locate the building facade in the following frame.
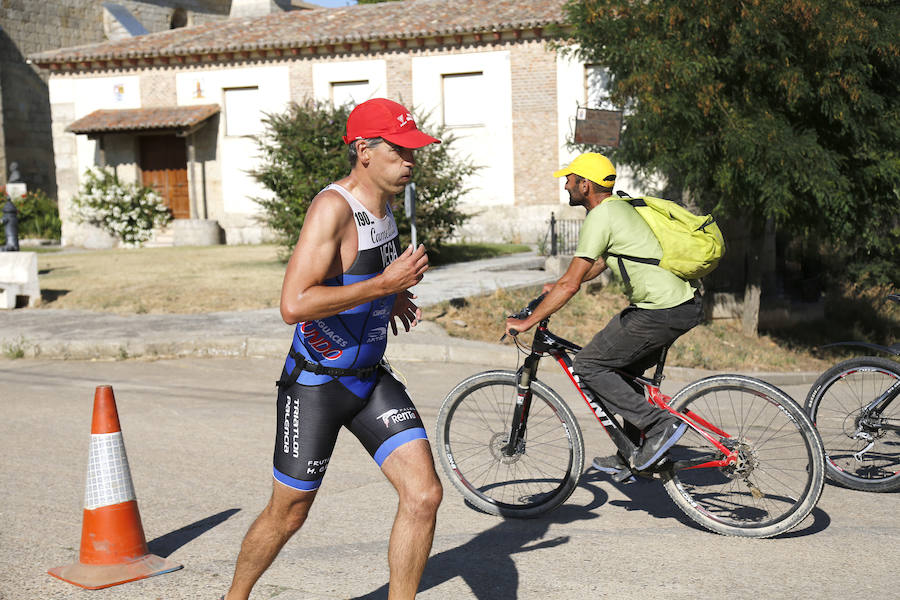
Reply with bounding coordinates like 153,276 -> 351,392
30,0 -> 639,247
0,0 -> 233,199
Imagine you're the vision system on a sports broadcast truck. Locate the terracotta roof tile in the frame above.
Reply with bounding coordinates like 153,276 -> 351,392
30,0 -> 566,65
66,104 -> 221,134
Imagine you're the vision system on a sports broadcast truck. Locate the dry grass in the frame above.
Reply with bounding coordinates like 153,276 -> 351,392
33,245 -> 895,372
37,245 -> 284,314
421,284 -> 831,372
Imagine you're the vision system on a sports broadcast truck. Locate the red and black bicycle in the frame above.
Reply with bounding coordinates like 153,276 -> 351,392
436,295 -> 826,538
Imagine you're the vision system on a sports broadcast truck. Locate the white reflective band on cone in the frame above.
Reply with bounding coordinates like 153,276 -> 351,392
84,432 -> 136,510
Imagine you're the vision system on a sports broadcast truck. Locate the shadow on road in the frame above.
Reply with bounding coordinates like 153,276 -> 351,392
350,478 -> 608,600
148,508 -> 241,558
353,460 -> 834,598
596,467 -> 831,539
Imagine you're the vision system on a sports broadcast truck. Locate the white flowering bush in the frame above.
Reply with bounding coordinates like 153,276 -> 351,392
71,167 -> 172,245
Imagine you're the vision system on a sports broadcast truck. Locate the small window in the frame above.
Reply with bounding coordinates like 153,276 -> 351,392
585,65 -> 614,110
224,87 -> 263,137
442,72 -> 484,127
170,7 -> 188,29
331,80 -> 370,108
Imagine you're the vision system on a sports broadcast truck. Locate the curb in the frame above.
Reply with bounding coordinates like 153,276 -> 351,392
0,329 -> 821,387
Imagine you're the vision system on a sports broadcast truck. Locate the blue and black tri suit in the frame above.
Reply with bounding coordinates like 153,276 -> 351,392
273,183 -> 427,492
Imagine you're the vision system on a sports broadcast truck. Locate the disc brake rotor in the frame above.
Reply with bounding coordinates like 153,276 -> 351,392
489,432 -> 523,464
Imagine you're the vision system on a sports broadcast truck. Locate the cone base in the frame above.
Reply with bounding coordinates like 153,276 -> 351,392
48,553 -> 182,590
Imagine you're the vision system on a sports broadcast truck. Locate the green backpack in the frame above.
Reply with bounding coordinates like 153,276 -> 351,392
607,191 -> 725,282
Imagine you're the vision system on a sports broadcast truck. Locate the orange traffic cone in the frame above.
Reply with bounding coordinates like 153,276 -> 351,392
48,385 -> 182,589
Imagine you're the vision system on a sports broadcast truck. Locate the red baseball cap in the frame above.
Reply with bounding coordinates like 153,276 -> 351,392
342,98 -> 440,148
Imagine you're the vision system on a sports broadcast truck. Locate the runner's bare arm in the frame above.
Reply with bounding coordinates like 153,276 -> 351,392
280,191 -> 428,324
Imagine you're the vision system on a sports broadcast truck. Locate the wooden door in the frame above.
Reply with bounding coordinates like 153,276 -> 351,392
139,135 -> 190,219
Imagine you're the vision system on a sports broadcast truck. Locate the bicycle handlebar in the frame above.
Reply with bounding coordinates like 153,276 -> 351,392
502,293 -> 547,340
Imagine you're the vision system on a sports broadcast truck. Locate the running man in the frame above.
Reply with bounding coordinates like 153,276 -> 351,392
224,98 -> 443,600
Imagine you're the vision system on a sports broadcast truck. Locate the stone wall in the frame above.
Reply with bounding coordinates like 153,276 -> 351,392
510,39 -> 559,208
0,0 -> 229,196
115,0 -> 230,33
140,69 -> 178,107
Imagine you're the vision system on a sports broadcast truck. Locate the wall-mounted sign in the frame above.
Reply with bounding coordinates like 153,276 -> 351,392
574,107 -> 623,148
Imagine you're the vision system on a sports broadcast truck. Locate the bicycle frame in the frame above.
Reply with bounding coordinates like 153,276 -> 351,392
820,294 -> 900,455
855,374 -> 900,433
507,319 -> 739,473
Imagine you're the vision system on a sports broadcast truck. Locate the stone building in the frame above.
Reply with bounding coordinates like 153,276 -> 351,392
0,0 -> 240,199
29,0 -> 636,247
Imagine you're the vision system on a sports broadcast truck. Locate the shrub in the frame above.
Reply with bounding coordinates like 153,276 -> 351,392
71,167 -> 171,246
253,99 -> 477,257
15,189 -> 61,240
1,188 -> 62,245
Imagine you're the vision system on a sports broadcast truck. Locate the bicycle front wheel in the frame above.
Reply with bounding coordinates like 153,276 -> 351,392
662,375 -> 825,538
435,371 -> 585,518
805,357 -> 900,492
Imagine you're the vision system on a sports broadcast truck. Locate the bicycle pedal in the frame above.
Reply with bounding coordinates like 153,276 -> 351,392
632,458 -> 674,479
611,468 -> 637,484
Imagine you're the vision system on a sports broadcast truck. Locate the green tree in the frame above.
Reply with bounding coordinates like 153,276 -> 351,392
564,0 -> 900,333
253,99 -> 476,257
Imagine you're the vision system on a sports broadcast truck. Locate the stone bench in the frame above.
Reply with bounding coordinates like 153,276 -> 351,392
0,251 -> 40,309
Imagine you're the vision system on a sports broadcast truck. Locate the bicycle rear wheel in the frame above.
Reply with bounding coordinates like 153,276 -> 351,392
805,357 -> 900,492
435,371 -> 584,518
662,375 -> 825,538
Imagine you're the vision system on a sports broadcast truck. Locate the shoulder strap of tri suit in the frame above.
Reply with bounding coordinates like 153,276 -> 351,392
325,183 -> 368,215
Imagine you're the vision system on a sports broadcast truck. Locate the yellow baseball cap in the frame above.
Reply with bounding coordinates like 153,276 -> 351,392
553,153 -> 616,188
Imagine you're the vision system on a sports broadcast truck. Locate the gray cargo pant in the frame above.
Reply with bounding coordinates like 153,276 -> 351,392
573,294 -> 703,433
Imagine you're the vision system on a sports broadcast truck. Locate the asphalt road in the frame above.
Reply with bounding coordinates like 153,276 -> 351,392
1,356 -> 897,600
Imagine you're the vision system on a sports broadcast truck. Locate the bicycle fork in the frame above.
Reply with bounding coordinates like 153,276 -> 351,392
503,354 -> 540,457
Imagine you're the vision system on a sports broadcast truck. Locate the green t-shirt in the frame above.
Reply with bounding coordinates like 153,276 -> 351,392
574,198 -> 696,309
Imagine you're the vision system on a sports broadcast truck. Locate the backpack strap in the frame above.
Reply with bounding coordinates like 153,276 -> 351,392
606,253 -> 661,286
605,193 -> 661,285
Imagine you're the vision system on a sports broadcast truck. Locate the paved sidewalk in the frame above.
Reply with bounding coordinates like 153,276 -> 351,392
0,252 -> 552,361
0,251 -> 818,385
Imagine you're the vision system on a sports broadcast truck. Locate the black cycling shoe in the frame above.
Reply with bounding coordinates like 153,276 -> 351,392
592,454 -> 637,483
631,420 -> 688,471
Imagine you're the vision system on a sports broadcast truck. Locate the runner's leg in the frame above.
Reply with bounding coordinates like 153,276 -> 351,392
226,380 -> 352,599
225,483 -> 317,600
381,438 -> 443,600
348,370 -> 442,599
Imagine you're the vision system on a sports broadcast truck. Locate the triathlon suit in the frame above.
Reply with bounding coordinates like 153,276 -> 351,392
273,183 -> 427,492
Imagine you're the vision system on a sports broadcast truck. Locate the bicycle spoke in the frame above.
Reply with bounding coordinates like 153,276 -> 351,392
440,377 -> 580,510
808,360 -> 900,488
664,376 -> 823,536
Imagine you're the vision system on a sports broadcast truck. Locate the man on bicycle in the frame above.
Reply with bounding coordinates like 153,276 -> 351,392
505,152 -> 703,477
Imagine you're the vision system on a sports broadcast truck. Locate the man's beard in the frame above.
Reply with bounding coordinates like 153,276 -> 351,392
568,192 -> 586,208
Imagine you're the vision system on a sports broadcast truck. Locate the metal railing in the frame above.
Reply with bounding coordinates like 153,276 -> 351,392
548,212 -> 582,256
